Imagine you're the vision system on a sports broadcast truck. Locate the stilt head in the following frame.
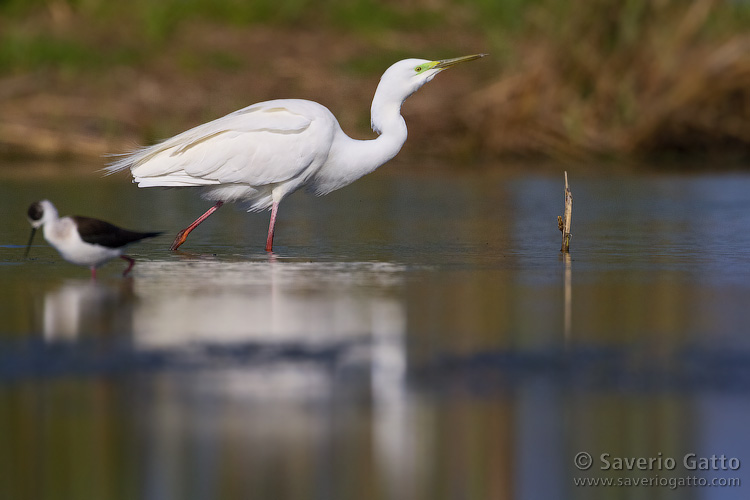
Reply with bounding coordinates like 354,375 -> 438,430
27,200 -> 58,229
25,200 -> 59,257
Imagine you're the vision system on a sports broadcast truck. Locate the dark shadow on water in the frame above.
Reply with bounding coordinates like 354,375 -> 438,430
2,336 -> 749,395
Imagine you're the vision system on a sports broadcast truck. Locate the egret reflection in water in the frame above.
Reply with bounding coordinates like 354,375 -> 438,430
131,260 -> 405,343
38,259 -> 410,407
34,258 -> 422,495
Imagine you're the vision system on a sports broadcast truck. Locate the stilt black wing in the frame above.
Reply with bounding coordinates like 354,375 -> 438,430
72,216 -> 161,249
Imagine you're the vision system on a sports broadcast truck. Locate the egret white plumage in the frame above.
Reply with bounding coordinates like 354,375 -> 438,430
25,200 -> 161,278
106,54 -> 486,251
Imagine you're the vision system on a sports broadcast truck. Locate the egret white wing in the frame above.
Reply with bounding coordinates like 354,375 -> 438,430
107,99 -> 336,188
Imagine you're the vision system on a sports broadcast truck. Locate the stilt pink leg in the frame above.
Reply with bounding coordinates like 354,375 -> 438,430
265,201 -> 279,252
90,267 -> 97,279
121,255 -> 135,276
171,201 -> 224,251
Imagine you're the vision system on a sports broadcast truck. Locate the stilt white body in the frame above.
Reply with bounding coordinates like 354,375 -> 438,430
41,214 -> 123,268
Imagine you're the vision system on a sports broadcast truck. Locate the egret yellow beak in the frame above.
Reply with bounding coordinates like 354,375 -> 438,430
433,54 -> 487,71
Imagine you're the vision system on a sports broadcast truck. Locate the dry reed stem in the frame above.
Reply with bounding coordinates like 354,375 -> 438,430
559,171 -> 572,253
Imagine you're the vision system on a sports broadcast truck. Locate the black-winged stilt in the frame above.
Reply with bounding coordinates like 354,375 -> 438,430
25,200 -> 161,278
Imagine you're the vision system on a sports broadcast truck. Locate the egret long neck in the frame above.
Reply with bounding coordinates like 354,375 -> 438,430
325,103 -> 407,183
313,90 -> 409,195
351,91 -> 408,171
345,115 -> 405,175
367,108 -> 407,164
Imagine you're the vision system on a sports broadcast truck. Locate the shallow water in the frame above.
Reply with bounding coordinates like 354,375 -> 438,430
1,162 -> 750,499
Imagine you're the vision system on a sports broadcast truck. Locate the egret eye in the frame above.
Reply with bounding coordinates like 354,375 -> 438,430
415,65 -> 423,73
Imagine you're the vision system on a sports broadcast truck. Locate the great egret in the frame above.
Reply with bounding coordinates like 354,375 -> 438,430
107,54 -> 486,251
25,200 -> 161,278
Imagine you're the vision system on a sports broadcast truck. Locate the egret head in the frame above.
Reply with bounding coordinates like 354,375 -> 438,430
370,54 -> 486,134
377,54 -> 486,102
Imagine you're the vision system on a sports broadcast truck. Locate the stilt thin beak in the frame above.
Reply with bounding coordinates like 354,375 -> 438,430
434,53 -> 487,70
24,227 -> 37,257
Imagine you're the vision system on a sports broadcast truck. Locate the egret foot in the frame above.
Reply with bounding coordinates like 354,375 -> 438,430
170,230 -> 189,251
170,201 -> 225,251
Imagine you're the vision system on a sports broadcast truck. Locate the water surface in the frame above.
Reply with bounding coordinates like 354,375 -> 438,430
1,162 -> 749,499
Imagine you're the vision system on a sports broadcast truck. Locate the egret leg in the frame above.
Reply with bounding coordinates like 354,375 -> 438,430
121,255 -> 135,276
171,201 -> 224,251
265,202 -> 279,252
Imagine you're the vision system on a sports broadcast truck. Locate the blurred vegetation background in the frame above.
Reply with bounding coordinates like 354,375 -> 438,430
1,0 -> 750,165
